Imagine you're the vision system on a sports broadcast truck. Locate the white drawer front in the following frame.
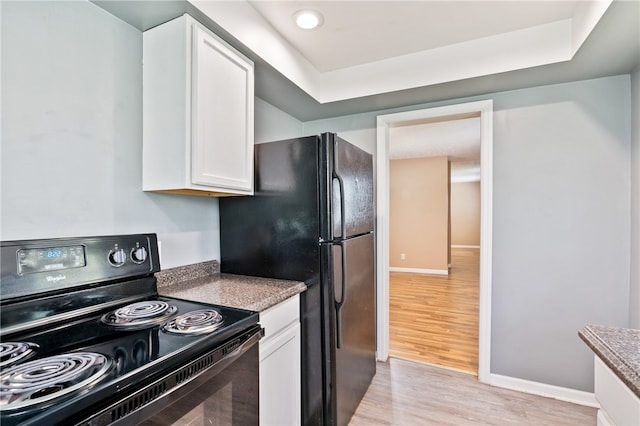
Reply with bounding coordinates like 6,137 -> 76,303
260,295 -> 300,341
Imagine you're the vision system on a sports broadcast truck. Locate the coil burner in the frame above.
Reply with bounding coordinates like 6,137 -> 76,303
101,301 -> 178,329
162,309 -> 224,335
0,343 -> 39,368
0,352 -> 112,411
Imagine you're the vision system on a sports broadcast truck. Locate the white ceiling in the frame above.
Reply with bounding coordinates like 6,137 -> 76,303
248,0 -> 580,73
94,0 -> 640,121
235,0 -> 634,174
389,116 -> 482,181
93,0 -> 639,176
194,0 -> 612,104
389,117 -> 480,162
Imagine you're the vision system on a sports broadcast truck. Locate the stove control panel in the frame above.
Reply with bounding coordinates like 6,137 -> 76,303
1,234 -> 161,300
17,245 -> 87,275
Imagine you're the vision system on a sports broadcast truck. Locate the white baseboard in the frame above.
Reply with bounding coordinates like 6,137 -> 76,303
488,373 -> 599,408
389,267 -> 449,275
597,409 -> 613,426
451,245 -> 480,249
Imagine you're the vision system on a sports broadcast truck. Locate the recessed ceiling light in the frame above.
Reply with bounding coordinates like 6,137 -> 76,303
294,10 -> 324,30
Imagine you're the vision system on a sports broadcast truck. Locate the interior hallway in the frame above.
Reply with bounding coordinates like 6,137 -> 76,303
389,247 -> 480,374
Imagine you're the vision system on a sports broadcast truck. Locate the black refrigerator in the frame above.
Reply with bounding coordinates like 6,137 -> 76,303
219,132 -> 376,426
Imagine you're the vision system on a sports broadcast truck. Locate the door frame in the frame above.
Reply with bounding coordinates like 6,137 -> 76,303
375,99 -> 493,383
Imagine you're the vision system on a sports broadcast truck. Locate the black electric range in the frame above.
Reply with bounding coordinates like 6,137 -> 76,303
0,234 -> 262,425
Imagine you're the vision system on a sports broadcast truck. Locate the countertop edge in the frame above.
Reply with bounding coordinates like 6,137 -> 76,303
158,272 -> 306,313
241,286 -> 304,312
578,325 -> 640,398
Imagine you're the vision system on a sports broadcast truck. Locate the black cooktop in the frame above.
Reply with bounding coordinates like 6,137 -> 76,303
0,295 -> 259,425
3,296 -> 258,370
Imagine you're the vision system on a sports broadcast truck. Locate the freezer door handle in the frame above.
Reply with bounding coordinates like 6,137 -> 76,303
332,174 -> 346,239
333,242 -> 346,349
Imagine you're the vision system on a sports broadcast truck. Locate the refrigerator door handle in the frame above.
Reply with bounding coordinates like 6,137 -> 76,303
334,241 -> 346,349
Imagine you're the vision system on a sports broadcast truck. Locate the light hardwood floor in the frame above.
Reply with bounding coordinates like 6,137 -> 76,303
351,248 -> 596,425
349,358 -> 597,425
389,248 -> 480,374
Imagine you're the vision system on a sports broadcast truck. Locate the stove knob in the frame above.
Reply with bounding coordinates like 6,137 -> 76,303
130,246 -> 148,264
108,248 -> 127,267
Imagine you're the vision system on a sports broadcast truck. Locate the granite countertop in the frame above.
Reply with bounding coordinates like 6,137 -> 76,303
579,324 -> 640,398
155,260 -> 306,312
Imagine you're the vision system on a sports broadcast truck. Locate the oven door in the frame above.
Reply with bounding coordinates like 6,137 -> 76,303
81,325 -> 262,426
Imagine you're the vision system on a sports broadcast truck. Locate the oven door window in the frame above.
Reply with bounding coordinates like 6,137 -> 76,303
138,344 -> 259,426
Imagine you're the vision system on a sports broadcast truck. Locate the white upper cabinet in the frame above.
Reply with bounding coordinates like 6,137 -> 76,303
143,14 -> 254,197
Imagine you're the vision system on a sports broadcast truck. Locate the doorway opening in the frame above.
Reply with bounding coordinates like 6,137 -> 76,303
376,99 -> 493,383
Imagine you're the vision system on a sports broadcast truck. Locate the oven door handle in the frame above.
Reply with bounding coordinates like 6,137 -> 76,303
219,324 -> 264,359
73,324 -> 264,426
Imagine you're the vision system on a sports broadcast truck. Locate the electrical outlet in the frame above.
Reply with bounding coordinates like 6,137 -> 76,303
400,253 -> 406,260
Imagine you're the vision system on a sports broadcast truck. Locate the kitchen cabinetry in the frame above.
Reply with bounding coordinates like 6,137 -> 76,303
593,356 -> 640,426
259,295 -> 301,426
143,14 -> 254,197
579,325 -> 640,426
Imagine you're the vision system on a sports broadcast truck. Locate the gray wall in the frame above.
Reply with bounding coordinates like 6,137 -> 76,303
255,97 -> 304,143
1,1 -> 302,268
629,67 -> 640,328
306,75 -> 632,392
631,65 -> 640,329
304,114 -> 376,155
490,77 -> 630,391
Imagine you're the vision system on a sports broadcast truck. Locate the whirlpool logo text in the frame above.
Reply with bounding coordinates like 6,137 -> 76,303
46,274 -> 66,282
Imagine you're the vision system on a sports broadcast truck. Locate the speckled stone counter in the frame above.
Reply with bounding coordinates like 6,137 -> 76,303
579,324 -> 640,398
156,261 -> 306,312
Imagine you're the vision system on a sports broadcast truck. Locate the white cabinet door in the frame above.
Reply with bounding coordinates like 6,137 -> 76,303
594,356 -> 640,426
142,14 -> 254,197
259,296 -> 301,426
191,25 -> 253,191
260,322 -> 301,426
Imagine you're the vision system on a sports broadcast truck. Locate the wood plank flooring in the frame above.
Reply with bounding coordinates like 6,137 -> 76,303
389,248 -> 480,374
349,358 -> 597,425
350,248 -> 595,425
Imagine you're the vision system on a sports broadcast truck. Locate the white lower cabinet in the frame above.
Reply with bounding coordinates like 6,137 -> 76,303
594,356 -> 640,426
259,295 -> 301,426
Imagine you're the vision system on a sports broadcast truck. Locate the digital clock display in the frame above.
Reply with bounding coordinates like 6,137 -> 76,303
17,245 -> 86,275
46,249 -> 63,259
